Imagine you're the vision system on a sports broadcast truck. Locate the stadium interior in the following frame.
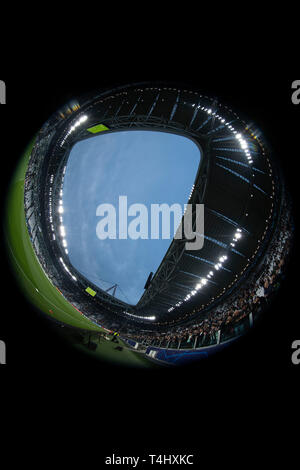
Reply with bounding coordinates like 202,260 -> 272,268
14,83 -> 293,366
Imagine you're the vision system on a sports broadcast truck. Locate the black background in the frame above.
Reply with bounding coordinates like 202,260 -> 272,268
0,49 -> 299,458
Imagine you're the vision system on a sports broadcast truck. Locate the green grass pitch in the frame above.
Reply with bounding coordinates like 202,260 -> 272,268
4,138 -> 153,367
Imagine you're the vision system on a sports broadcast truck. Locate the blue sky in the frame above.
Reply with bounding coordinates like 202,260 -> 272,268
62,130 -> 200,305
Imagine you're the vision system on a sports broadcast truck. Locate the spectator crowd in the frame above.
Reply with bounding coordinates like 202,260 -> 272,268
128,195 -> 294,349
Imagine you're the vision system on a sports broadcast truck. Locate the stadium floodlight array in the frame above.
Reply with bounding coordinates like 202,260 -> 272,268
58,200 -> 64,214
60,115 -> 88,147
47,159 -> 69,255
123,311 -> 156,321
193,106 -> 254,165
230,228 -> 242,247
167,241 -> 237,313
59,257 -> 77,282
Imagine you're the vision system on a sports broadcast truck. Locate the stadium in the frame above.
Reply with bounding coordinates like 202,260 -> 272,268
5,83 -> 294,367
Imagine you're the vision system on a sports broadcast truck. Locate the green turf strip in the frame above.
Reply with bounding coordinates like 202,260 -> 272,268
4,139 -> 102,331
4,139 -> 155,367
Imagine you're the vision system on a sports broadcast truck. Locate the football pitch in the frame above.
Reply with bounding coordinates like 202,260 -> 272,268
4,138 -> 153,367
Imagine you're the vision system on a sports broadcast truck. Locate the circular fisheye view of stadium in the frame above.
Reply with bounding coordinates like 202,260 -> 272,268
5,83 -> 294,367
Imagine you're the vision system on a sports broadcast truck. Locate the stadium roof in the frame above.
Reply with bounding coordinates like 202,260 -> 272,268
25,83 -> 280,331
